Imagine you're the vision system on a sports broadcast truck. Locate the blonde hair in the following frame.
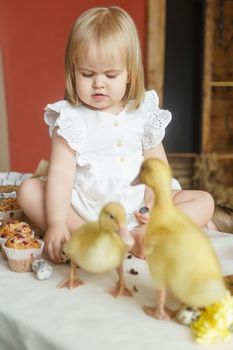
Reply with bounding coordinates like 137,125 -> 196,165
64,6 -> 145,110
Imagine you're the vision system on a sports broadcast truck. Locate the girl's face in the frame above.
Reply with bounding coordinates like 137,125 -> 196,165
75,46 -> 128,114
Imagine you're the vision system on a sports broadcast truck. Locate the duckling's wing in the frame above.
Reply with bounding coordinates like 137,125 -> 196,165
160,223 -> 227,307
64,222 -> 99,257
75,230 -> 124,273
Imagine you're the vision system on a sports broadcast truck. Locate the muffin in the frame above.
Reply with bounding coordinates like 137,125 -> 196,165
0,220 -> 33,258
0,197 -> 23,223
12,221 -> 32,235
2,234 -> 44,272
0,198 -> 19,211
0,219 -> 32,239
5,233 -> 39,249
0,219 -> 20,255
0,219 -> 19,238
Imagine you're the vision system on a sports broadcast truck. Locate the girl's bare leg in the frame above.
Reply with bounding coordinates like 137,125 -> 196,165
172,190 -> 215,227
17,178 -> 84,233
130,225 -> 146,258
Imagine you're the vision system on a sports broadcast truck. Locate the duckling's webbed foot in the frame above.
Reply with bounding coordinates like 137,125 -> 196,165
143,306 -> 168,319
143,289 -> 176,319
57,277 -> 85,289
107,265 -> 133,298
143,305 -> 175,320
57,260 -> 84,289
107,281 -> 133,298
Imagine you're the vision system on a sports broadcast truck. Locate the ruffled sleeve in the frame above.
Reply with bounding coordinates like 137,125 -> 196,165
142,90 -> 172,149
44,100 -> 85,153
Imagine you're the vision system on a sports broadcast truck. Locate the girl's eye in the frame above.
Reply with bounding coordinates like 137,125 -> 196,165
106,75 -> 117,79
82,73 -> 93,77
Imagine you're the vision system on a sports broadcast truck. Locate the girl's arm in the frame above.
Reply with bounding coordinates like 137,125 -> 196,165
44,128 -> 76,262
144,142 -> 168,163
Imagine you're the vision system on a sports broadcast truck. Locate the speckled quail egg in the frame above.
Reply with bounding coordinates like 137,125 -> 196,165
176,306 -> 201,326
31,258 -> 53,280
31,259 -> 48,272
36,264 -> 53,280
60,249 -> 70,263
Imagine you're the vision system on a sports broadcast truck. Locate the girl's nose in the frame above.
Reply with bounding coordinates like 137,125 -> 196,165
93,75 -> 104,88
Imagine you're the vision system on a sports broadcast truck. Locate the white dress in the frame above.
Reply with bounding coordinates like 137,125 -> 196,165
44,90 -> 181,229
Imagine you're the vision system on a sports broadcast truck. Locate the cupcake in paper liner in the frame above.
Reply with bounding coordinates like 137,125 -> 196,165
0,219 -> 20,236
2,235 -> 44,272
0,220 -> 34,259
0,232 -> 35,260
0,196 -> 23,223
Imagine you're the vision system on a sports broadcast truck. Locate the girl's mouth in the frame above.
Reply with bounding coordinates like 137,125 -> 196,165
92,94 -> 107,101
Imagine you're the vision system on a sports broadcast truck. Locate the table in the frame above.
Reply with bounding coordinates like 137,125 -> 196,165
0,230 -> 233,350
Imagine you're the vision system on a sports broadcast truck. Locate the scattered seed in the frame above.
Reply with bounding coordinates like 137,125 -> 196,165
133,285 -> 138,292
129,268 -> 138,275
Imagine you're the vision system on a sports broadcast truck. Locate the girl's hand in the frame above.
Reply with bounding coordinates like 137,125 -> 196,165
134,206 -> 150,225
44,222 -> 70,263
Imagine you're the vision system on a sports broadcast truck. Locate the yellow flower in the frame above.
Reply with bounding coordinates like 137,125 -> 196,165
191,292 -> 233,344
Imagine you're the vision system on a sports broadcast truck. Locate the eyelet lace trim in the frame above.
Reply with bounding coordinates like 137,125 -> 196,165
44,101 -> 85,153
142,90 -> 172,149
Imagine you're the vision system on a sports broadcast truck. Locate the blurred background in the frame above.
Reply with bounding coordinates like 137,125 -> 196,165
0,0 -> 232,201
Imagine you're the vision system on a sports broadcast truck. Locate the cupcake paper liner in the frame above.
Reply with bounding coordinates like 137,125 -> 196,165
0,231 -> 35,260
3,239 -> 44,260
7,258 -> 33,272
2,240 -> 44,272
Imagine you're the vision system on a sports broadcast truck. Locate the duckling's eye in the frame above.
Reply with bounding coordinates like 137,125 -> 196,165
109,214 -> 115,220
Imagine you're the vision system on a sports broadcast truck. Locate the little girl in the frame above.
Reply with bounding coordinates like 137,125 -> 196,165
17,6 -> 214,263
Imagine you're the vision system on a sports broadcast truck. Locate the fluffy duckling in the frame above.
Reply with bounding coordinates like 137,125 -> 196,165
58,202 -> 134,298
132,158 -> 228,319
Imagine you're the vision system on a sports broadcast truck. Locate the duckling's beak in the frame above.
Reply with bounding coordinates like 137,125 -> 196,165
131,174 -> 141,186
117,225 -> 134,247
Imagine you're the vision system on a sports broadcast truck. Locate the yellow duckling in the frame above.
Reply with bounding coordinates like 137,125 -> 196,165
58,202 -> 134,297
132,158 -> 228,319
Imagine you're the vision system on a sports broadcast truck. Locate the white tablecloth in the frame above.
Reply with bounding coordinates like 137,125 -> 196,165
0,230 -> 233,350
